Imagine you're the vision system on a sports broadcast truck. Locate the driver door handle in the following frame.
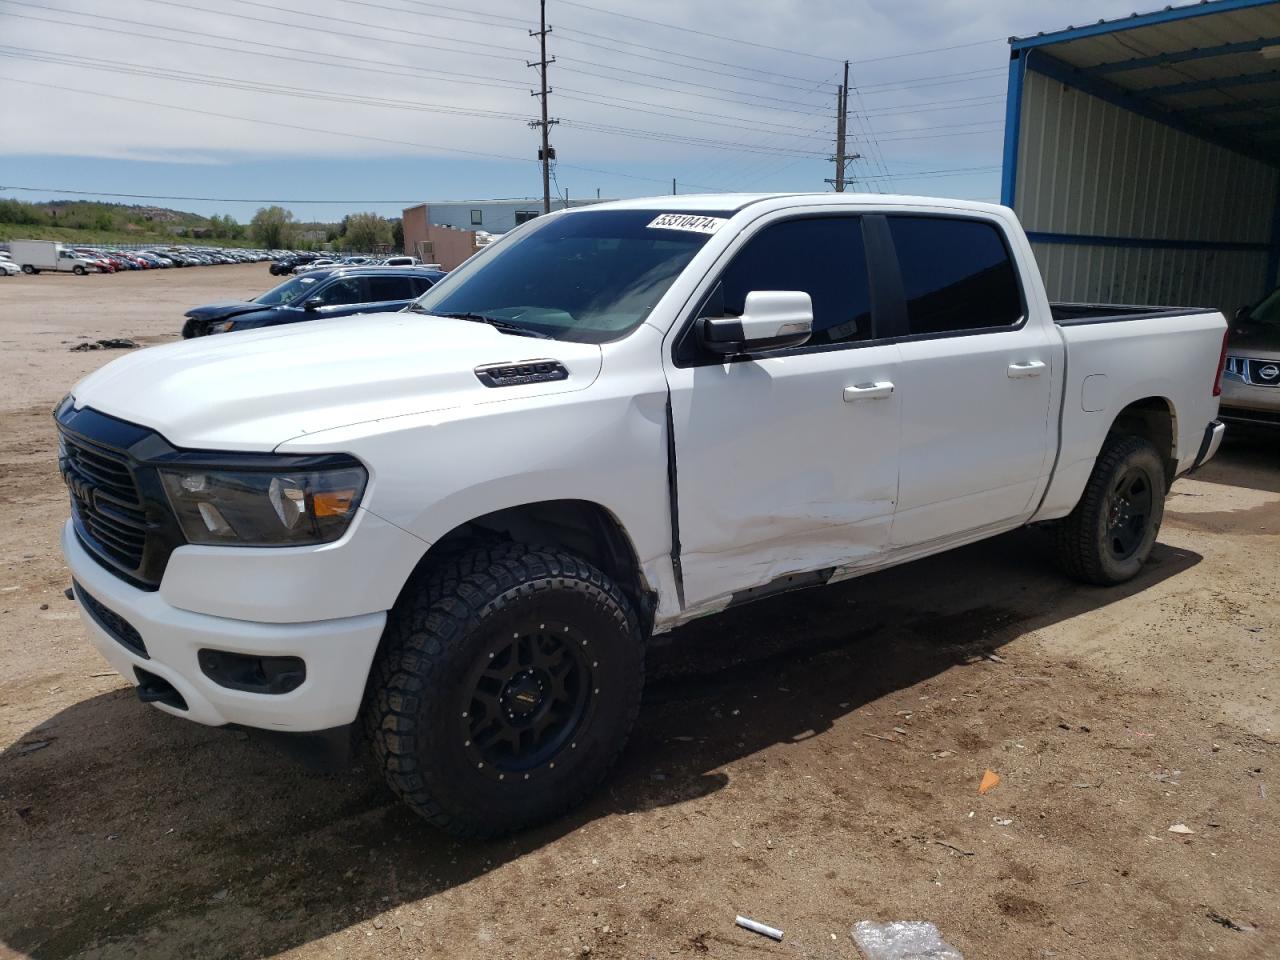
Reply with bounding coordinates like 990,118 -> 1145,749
1008,360 -> 1046,379
844,381 -> 895,402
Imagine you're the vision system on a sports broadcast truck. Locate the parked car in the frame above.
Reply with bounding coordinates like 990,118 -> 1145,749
1221,288 -> 1280,427
180,266 -> 445,337
270,252 -> 320,275
0,257 -> 19,277
292,258 -> 338,275
56,194 -> 1226,838
384,255 -> 420,267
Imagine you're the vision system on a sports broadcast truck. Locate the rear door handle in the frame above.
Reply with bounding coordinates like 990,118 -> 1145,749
1007,360 -> 1046,379
843,381 -> 895,402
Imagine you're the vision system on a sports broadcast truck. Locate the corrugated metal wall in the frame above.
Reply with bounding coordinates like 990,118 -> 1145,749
1014,65 -> 1279,311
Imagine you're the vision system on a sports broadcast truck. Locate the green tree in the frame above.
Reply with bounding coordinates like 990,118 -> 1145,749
250,205 -> 295,248
391,218 -> 404,254
341,212 -> 393,252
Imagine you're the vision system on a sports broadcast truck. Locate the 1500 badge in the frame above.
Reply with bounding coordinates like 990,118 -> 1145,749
475,359 -> 570,387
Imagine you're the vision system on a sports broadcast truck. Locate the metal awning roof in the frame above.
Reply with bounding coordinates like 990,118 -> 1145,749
1009,0 -> 1280,165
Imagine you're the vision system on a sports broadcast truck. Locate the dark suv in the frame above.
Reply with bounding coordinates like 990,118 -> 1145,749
182,267 -> 446,338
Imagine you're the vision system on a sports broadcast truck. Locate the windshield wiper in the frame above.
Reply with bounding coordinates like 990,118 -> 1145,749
437,311 -> 552,339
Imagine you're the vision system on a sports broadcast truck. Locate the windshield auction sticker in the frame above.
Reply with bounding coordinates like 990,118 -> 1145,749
647,213 -> 727,234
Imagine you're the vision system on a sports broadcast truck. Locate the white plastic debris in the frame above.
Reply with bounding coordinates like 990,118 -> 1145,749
851,920 -> 963,960
736,915 -> 783,941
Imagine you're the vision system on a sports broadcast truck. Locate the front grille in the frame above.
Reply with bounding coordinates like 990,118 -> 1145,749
55,404 -> 188,590
62,435 -> 148,570
1246,358 -> 1280,388
73,579 -> 148,658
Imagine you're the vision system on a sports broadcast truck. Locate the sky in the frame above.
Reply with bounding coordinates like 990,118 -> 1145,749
0,0 -> 1158,223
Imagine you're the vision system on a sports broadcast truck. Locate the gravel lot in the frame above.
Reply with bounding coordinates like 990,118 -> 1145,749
0,264 -> 1277,960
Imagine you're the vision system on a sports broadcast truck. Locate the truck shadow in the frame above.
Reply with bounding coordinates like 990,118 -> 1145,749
1188,427 -> 1280,494
0,529 -> 1200,959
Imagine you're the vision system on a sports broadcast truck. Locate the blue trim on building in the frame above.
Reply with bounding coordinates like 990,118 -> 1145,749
1142,70 -> 1280,97
1010,0 -> 1280,51
1000,51 -> 1025,207
1183,96 -> 1280,116
1089,36 -> 1280,74
1023,50 -> 1274,165
1027,231 -> 1272,252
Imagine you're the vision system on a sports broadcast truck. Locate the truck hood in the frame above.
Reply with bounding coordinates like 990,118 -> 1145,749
184,300 -> 278,322
70,312 -> 603,451
1228,322 -> 1280,355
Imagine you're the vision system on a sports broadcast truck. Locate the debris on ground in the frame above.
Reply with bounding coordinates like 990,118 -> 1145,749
735,915 -> 783,942
851,920 -> 964,959
979,769 -> 1001,794
1206,911 -> 1251,932
70,338 -> 138,352
16,739 -> 53,754
1168,823 -> 1195,835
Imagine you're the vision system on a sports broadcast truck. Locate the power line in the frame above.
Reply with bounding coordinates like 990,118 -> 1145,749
0,48 -> 834,160
0,76 -> 733,192
552,0 -> 842,63
0,8 -> 530,93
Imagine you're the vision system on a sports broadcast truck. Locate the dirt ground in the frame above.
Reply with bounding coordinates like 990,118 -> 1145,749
0,264 -> 1277,960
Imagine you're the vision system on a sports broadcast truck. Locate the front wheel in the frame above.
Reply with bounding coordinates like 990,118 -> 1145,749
365,544 -> 644,838
73,265 -> 86,276
1054,434 -> 1166,585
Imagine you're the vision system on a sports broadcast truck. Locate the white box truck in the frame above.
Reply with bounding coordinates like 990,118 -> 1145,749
9,239 -> 103,275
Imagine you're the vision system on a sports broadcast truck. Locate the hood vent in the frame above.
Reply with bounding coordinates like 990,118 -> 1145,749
475,359 -> 569,388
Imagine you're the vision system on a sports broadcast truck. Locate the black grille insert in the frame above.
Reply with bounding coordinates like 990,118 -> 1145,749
61,433 -> 147,571
73,579 -> 148,658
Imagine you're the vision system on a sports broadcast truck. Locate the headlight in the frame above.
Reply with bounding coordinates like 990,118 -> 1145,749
159,463 -> 367,546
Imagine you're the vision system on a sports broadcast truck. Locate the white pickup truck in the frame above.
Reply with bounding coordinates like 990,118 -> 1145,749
57,194 -> 1228,837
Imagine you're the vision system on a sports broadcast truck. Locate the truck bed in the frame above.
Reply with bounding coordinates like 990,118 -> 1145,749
1051,302 -> 1220,326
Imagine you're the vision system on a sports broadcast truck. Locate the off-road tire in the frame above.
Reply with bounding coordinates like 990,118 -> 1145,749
365,543 -> 644,838
1054,434 -> 1166,586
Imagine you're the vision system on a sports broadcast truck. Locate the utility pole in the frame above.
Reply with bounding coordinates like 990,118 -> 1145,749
672,178 -> 677,195
826,60 -> 861,192
528,0 -> 558,214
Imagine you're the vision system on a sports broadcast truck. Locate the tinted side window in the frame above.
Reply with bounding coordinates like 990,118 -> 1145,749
888,217 -> 1022,335
316,277 -> 365,306
707,217 -> 872,347
367,275 -> 415,301
410,276 -> 436,296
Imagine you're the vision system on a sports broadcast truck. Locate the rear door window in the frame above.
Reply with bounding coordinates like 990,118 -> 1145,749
367,275 -> 416,302
887,216 -> 1023,335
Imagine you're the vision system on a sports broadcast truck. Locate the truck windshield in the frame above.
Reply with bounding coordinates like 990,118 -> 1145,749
409,209 -> 722,343
254,274 -> 323,306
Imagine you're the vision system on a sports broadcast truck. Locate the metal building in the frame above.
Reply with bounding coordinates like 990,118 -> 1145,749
1003,0 -> 1280,316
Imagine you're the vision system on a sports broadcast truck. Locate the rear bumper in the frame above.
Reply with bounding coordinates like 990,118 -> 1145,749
62,520 -> 386,732
1189,419 -> 1226,471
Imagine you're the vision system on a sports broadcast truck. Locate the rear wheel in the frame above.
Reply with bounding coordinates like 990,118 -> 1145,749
365,543 -> 644,838
22,265 -> 36,274
1054,434 -> 1166,585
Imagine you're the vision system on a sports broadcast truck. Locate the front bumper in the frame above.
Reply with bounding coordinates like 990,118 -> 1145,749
63,521 -> 386,731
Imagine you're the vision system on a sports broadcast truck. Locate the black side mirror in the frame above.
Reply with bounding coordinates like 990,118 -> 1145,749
304,297 -> 324,312
1234,305 -> 1252,322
